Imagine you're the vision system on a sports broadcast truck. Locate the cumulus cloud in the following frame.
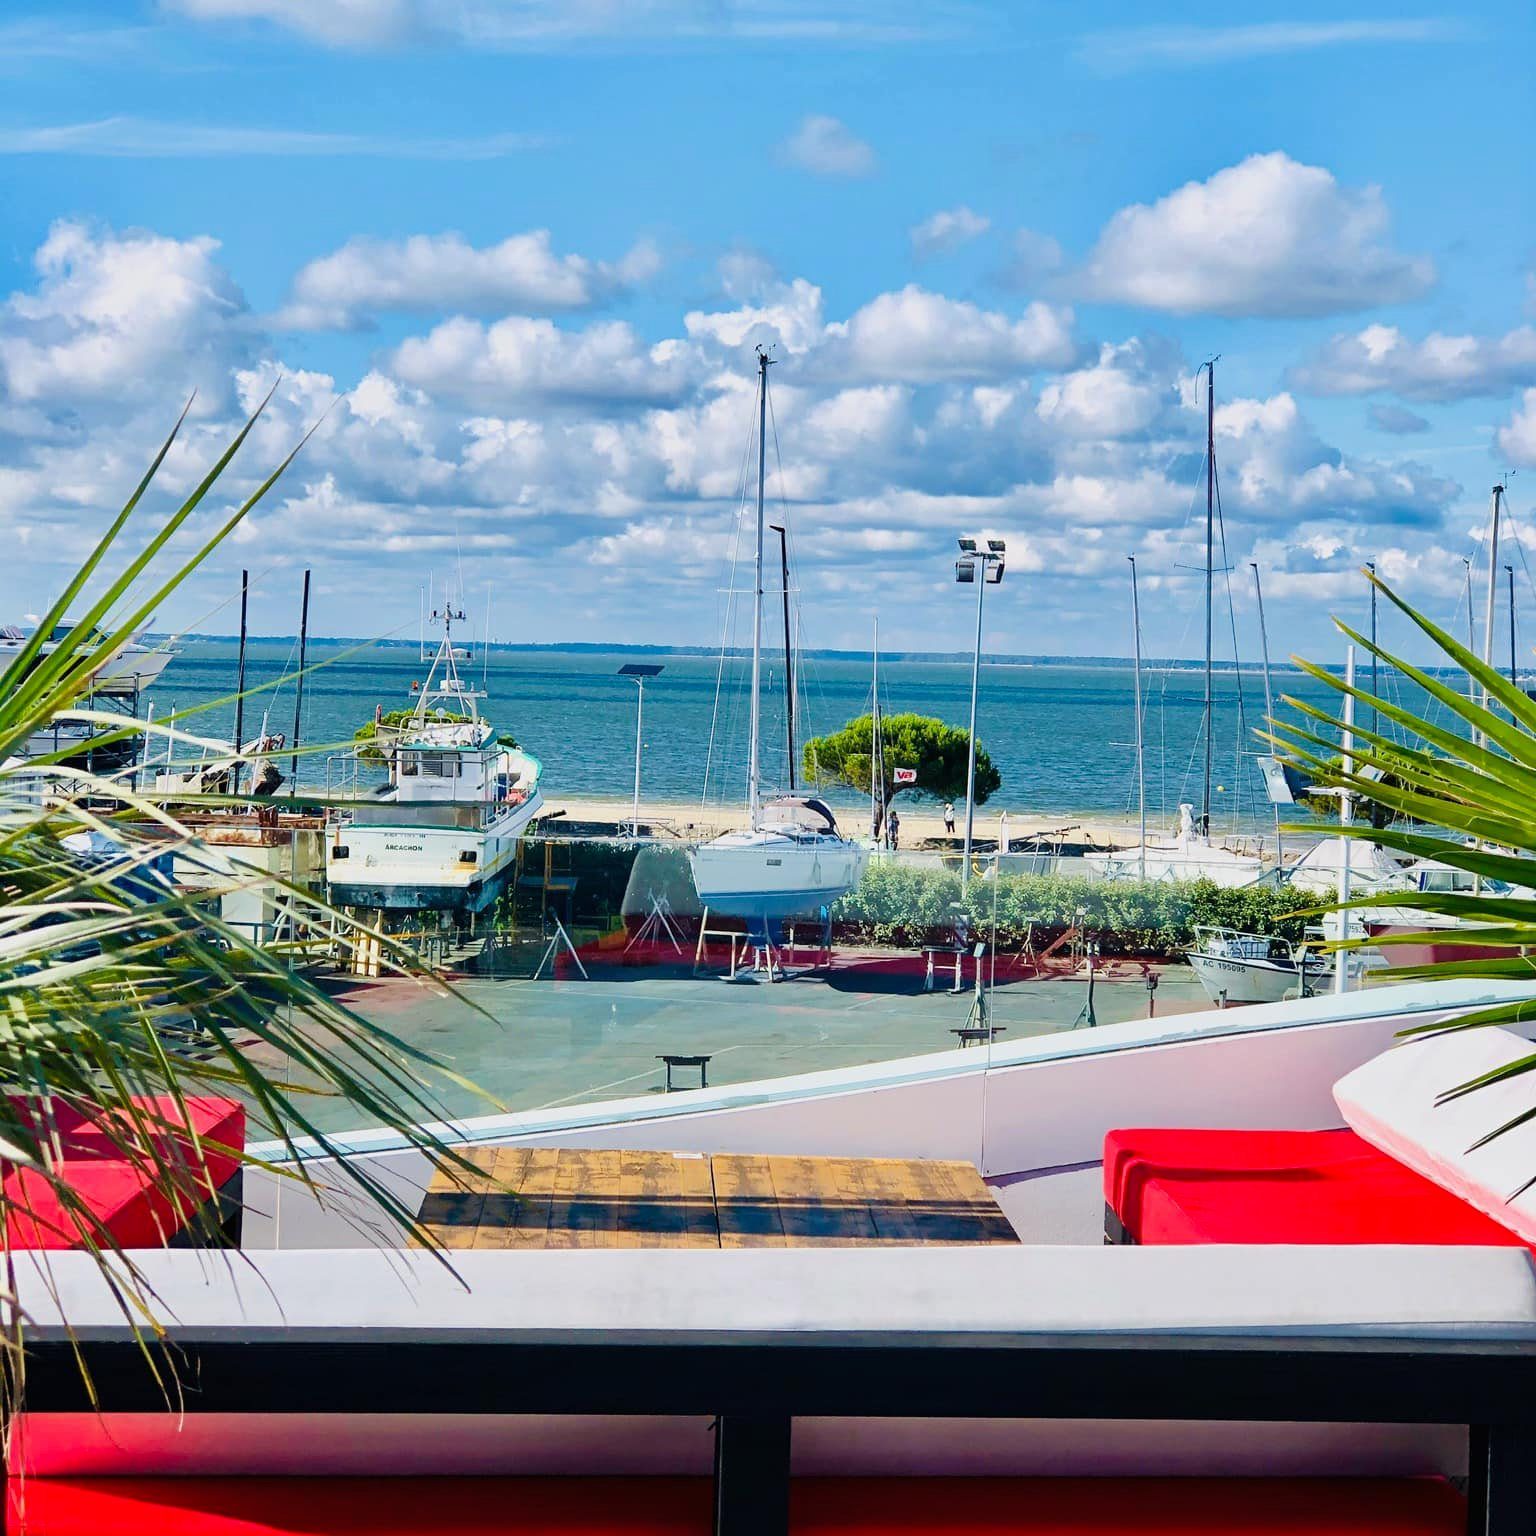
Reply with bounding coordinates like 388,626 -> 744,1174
909,206 -> 990,259
1035,341 -> 1169,438
685,277 -> 826,354
388,314 -> 698,410
0,216 -> 1474,653
275,230 -> 662,330
779,114 -> 876,178
0,219 -> 249,408
827,286 -> 1076,382
1077,152 -> 1434,317
1294,322 -> 1536,401
1497,389 -> 1536,468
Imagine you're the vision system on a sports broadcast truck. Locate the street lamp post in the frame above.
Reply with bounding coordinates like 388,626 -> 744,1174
954,536 -> 1006,893
618,663 -> 664,838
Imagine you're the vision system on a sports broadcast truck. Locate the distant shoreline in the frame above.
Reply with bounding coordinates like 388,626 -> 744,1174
149,634 -> 1312,674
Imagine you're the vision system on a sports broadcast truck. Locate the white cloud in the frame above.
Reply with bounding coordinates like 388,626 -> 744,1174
1294,322 -> 1536,401
0,219 -> 248,407
779,115 -> 876,178
1035,343 -> 1166,438
1082,19 -> 1468,73
1497,390 -> 1536,468
388,315 -> 696,409
1077,152 -> 1434,317
684,278 -> 826,354
828,286 -> 1076,382
909,206 -> 990,259
0,116 -> 542,158
0,217 -> 1474,655
275,230 -> 661,329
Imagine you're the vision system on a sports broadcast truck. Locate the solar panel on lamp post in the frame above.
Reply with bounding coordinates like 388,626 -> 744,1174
619,663 -> 664,839
955,537 -> 1005,894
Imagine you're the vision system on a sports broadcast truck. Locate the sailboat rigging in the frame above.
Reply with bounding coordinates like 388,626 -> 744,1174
688,349 -> 868,932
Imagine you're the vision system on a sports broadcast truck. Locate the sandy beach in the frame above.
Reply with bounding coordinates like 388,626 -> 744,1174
542,793 -> 1180,850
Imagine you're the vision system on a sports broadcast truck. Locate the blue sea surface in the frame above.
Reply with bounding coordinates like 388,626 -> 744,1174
148,639 -> 1358,830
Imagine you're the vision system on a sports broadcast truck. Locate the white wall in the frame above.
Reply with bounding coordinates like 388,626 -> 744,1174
244,981 -> 1526,1251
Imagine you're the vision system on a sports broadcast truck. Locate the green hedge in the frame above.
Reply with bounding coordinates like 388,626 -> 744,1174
830,861 -> 1306,957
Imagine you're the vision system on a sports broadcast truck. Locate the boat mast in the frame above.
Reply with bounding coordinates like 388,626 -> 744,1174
1479,484 -> 1505,717
1129,556 -> 1146,882
747,347 -> 771,823
770,522 -> 795,791
1202,358 -> 1216,837
1250,562 -> 1282,874
871,615 -> 884,842
1508,563 -> 1518,689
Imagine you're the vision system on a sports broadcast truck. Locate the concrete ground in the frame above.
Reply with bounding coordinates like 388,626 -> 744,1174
268,962 -> 1211,1135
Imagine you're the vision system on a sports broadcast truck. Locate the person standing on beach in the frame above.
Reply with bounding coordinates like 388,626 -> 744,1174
943,802 -> 955,835
888,809 -> 901,850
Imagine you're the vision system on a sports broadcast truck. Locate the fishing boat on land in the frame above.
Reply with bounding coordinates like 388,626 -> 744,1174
688,349 -> 867,930
326,605 -> 543,914
1186,925 -> 1329,1004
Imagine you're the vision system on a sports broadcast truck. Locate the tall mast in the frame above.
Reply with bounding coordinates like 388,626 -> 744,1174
1462,556 -> 1475,700
1251,562 -> 1282,873
1129,556 -> 1146,882
1480,484 -> 1505,710
1508,564 -> 1518,690
1202,358 -> 1216,837
748,346 -> 771,823
871,615 -> 883,842
770,523 -> 795,791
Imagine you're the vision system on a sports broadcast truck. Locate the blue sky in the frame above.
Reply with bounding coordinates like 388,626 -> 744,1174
0,1 -> 1532,665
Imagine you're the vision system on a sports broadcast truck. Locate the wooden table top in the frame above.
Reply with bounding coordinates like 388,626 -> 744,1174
416,1148 -> 1019,1250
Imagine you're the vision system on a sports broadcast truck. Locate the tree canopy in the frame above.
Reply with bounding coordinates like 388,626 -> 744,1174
801,712 -> 1000,830
354,708 -> 517,765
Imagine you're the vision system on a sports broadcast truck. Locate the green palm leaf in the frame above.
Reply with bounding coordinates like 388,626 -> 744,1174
0,402 -> 501,1411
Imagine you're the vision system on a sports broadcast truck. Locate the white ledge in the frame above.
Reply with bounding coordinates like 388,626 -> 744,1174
14,1244 -> 1536,1341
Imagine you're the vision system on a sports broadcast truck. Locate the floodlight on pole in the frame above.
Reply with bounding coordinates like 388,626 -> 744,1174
619,663 -> 664,838
954,535 -> 1007,893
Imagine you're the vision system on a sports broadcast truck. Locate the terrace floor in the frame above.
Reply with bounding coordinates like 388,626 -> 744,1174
246,960 -> 1211,1134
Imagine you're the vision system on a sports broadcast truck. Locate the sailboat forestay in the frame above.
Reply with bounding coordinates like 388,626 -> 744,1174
688,349 -> 868,928
1084,360 -> 1263,888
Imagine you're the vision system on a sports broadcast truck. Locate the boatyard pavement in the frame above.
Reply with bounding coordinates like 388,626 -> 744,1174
250,965 -> 1209,1135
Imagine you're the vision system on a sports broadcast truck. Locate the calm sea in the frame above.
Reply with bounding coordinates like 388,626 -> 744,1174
143,639 -> 1361,831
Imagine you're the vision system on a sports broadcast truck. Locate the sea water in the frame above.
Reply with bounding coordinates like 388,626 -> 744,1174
146,638 -> 1359,829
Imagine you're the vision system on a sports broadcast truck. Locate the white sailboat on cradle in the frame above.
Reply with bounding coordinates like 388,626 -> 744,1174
689,348 -> 868,931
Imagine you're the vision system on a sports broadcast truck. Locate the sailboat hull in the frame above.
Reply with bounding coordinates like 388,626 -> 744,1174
689,835 -> 868,921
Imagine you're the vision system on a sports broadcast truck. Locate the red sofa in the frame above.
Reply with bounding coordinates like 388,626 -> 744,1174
3,1096 -> 245,1250
1103,1126 -> 1527,1248
4,1474 -> 1469,1535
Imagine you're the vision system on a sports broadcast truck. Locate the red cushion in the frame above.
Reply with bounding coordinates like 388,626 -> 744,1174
3,1097 -> 245,1250
1104,1127 -> 1527,1247
5,1476 -> 1466,1535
